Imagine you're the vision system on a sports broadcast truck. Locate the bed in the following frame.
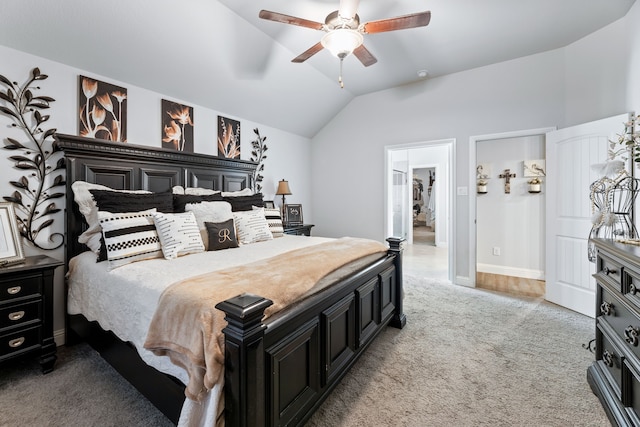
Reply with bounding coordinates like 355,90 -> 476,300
57,133 -> 406,426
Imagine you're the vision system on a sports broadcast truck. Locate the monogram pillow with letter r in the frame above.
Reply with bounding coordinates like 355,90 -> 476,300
205,219 -> 239,251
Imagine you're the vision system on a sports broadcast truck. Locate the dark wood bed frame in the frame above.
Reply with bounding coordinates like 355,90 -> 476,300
56,133 -> 406,427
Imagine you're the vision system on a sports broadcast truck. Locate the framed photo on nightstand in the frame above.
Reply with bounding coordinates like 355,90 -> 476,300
0,202 -> 25,265
284,204 -> 303,226
264,200 -> 275,209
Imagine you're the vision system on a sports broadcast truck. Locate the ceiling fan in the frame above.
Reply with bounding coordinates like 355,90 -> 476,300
259,0 -> 431,88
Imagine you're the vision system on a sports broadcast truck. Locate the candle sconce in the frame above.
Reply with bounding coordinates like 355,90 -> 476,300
477,179 -> 488,194
528,177 -> 542,193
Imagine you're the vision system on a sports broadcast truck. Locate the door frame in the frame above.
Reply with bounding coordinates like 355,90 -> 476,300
384,138 -> 455,282
468,127 -> 556,288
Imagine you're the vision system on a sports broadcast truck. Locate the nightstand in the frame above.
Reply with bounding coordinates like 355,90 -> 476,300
0,255 -> 62,373
283,224 -> 314,236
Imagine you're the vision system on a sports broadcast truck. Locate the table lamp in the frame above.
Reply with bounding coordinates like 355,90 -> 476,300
276,179 -> 292,207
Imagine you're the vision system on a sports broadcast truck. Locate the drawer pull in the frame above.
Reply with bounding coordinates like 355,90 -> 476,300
603,350 -> 615,368
8,337 -> 25,348
632,284 -> 638,295
625,326 -> 640,346
7,286 -> 21,295
600,302 -> 613,316
8,311 -> 25,321
603,266 -> 617,276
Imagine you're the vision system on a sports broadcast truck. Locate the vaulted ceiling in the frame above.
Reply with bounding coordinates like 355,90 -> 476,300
0,0 -> 635,138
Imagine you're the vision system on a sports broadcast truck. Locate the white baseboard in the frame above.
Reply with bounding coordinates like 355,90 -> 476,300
54,328 -> 65,347
476,263 -> 545,280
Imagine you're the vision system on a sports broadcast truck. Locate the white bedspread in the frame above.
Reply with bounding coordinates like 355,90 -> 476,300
67,235 -> 334,426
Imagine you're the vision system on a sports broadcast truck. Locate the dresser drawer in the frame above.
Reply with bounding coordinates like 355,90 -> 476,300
0,300 -> 42,331
0,326 -> 41,359
598,253 -> 624,292
597,325 -> 624,399
599,287 -> 640,359
0,274 -> 42,303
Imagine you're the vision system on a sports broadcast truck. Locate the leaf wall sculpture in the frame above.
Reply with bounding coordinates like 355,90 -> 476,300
0,67 -> 64,250
250,128 -> 268,193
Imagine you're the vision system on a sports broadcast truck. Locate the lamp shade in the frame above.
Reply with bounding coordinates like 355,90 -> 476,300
276,179 -> 292,195
321,29 -> 363,58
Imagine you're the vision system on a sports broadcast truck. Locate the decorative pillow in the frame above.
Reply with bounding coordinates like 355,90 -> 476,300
233,208 -> 273,245
98,209 -> 162,270
205,219 -> 239,251
152,211 -> 205,259
91,190 -> 174,214
172,185 -> 185,195
258,206 -> 284,238
221,188 -> 253,197
71,181 -> 150,253
185,187 -> 221,196
223,193 -> 264,212
173,193 -> 225,212
184,201 -> 233,250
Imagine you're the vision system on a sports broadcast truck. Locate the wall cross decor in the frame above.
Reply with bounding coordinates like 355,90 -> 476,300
499,169 -> 516,194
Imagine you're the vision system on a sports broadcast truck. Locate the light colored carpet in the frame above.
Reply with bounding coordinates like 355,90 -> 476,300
0,275 -> 609,426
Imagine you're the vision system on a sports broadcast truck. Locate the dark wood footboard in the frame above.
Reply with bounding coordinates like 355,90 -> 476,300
216,237 -> 405,427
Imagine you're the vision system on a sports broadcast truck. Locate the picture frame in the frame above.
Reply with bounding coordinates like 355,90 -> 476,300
284,204 -> 303,226
264,200 -> 275,209
0,203 -> 25,266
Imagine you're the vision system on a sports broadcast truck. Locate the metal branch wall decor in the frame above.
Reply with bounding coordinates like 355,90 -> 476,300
0,67 -> 65,250
250,128 -> 268,193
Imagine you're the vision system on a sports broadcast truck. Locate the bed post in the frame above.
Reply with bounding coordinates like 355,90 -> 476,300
386,237 -> 406,329
215,294 -> 273,427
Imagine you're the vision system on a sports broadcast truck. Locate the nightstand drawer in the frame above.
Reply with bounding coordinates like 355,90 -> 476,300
0,326 -> 41,359
600,286 -> 640,359
0,300 -> 42,331
0,275 -> 42,303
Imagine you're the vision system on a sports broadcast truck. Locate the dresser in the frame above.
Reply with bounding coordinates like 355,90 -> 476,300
0,255 -> 62,373
283,224 -> 314,236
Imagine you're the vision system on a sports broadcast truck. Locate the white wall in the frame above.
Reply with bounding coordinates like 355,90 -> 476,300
476,135 -> 545,280
0,44 -> 312,342
311,49 -> 564,282
311,3 -> 640,284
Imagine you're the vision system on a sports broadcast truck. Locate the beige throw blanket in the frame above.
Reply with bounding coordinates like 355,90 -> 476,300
143,237 -> 387,402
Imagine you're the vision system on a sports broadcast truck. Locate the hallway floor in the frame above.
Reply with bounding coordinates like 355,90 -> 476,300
404,242 -> 448,280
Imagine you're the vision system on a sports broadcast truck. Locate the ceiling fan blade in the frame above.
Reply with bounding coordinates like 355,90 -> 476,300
353,45 -> 377,67
339,0 -> 360,20
259,10 -> 324,31
292,42 -> 324,63
362,11 -> 431,34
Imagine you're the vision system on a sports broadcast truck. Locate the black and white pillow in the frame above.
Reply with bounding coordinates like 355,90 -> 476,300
205,219 -> 239,251
258,206 -> 284,238
233,207 -> 273,244
98,209 -> 163,270
152,211 -> 205,259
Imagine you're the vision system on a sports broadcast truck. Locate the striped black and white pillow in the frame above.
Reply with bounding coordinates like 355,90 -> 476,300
153,211 -> 205,259
258,207 -> 284,238
98,209 -> 163,270
233,207 -> 273,245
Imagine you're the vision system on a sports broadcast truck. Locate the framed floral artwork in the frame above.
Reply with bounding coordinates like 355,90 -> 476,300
78,76 -> 127,142
218,116 -> 240,159
162,100 -> 194,152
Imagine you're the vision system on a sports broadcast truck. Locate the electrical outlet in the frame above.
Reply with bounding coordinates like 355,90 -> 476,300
493,247 -> 500,256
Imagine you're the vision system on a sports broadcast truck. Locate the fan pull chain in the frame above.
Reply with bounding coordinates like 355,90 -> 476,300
339,57 -> 344,89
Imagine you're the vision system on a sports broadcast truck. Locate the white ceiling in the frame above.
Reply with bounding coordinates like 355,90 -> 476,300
0,0 -> 635,138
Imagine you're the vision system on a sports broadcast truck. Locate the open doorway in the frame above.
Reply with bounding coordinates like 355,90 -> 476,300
385,139 -> 455,281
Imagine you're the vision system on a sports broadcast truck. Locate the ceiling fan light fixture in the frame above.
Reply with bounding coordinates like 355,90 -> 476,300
321,29 -> 363,58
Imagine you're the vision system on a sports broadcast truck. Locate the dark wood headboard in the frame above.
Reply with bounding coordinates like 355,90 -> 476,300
55,133 -> 257,264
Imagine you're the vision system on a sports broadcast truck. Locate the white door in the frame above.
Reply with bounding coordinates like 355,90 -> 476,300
546,113 -> 630,317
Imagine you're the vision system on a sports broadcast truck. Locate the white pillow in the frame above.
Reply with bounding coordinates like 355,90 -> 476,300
256,206 -> 284,238
221,188 -> 253,197
72,181 -> 151,253
185,187 -> 221,196
233,208 -> 273,245
172,185 -> 185,194
153,211 -> 205,259
98,209 -> 162,270
184,201 -> 233,250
